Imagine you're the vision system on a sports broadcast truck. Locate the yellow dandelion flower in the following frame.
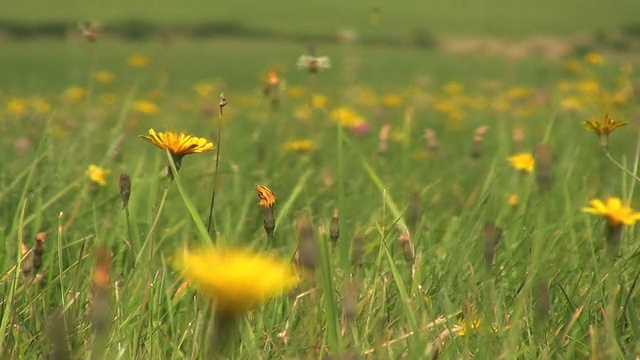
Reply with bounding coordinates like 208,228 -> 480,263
140,129 -> 214,159
172,247 -> 300,314
127,54 -> 150,69
31,97 -> 51,113
508,194 -> 519,207
100,93 -> 118,106
293,104 -> 312,121
456,319 -> 481,336
256,185 -> 275,208
560,97 -> 583,112
283,140 -> 315,153
506,87 -> 532,100
383,94 -> 403,107
87,164 -> 110,186
94,71 -> 115,84
491,98 -> 510,113
311,93 -> 328,109
6,97 -> 28,116
287,86 -> 307,98
442,81 -> 464,96
582,114 -> 627,149
508,153 -> 534,173
62,86 -> 86,104
134,100 -> 159,115
578,79 -> 600,95
193,82 -> 215,98
584,52 -> 603,65
582,197 -> 640,227
330,107 -> 366,129
564,60 -> 583,74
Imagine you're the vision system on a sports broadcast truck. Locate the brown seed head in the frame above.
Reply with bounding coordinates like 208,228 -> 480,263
330,209 -> 339,245
119,174 -> 131,209
296,214 -> 317,271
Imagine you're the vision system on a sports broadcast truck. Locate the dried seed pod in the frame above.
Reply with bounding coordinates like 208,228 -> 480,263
351,236 -> 364,268
91,246 -> 112,336
536,281 -> 551,318
343,277 -> 358,323
406,191 -> 421,231
119,174 -> 131,209
424,128 -> 439,153
296,214 -> 317,271
378,124 -> 390,154
483,221 -> 502,269
398,232 -> 415,263
330,209 -> 339,245
470,126 -> 489,159
534,143 -> 553,192
512,127 -> 525,152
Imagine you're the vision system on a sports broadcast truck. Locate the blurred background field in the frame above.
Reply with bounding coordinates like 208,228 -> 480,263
3,0 -> 640,38
2,1 -> 640,359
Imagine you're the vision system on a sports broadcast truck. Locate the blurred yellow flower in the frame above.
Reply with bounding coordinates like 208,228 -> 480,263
293,104 -> 312,120
87,164 -> 110,186
62,86 -> 86,103
287,86 -> 307,98
127,54 -> 150,69
172,247 -> 300,314
31,98 -> 51,113
6,97 -> 27,116
564,60 -> 583,74
506,87 -> 532,100
100,93 -> 119,106
284,140 -> 315,153
560,97 -> 583,112
443,81 -> 464,96
255,185 -> 275,208
134,100 -> 159,115
577,79 -> 599,95
508,194 -> 519,207
491,98 -> 510,113
330,106 -> 366,128
584,52 -> 603,65
508,153 -> 534,173
383,94 -> 403,107
456,319 -> 481,336
193,82 -> 215,98
582,197 -> 640,226
311,93 -> 328,109
94,71 -> 115,84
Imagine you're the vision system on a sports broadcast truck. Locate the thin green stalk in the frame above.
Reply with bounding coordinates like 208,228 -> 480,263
207,92 -> 226,241
0,199 -> 27,356
134,181 -> 170,268
166,150 -> 212,244
604,150 -> 640,184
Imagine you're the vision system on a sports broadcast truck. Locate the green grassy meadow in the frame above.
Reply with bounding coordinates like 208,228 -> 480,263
2,1 -> 640,359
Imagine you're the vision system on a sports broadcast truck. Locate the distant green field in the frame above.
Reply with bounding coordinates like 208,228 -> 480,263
2,0 -> 640,38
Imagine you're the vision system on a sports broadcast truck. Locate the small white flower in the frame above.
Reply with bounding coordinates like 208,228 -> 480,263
296,55 -> 331,73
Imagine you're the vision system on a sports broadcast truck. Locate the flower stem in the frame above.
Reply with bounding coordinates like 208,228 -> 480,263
133,182 -> 170,268
207,93 -> 226,242
604,150 -> 640,184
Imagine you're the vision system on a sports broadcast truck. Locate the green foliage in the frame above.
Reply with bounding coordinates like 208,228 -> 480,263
1,4 -> 640,357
